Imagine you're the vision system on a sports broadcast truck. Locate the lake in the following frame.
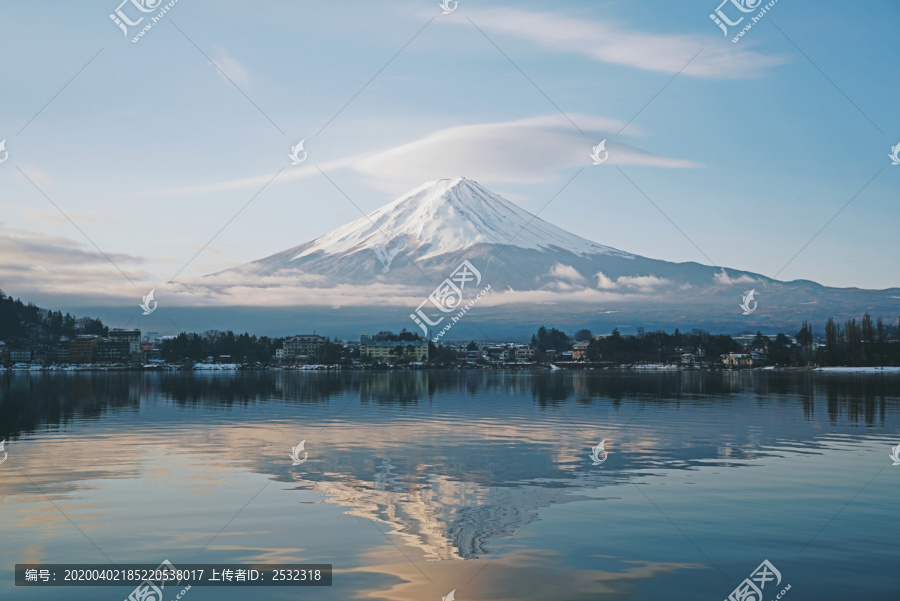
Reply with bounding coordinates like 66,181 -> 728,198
1,370 -> 898,600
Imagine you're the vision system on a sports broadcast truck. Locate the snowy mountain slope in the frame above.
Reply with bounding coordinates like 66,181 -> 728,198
241,177 -> 632,277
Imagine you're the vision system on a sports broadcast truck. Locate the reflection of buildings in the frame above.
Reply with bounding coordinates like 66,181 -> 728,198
359,372 -> 429,405
272,370 -> 345,404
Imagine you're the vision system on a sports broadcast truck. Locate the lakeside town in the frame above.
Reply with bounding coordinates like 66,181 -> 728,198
3,321 -> 900,372
2,289 -> 899,371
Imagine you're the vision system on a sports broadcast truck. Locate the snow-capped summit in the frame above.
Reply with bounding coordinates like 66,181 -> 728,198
246,177 -> 631,276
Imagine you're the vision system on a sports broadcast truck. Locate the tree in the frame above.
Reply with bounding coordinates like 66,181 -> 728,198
768,333 -> 794,366
574,329 -> 593,342
825,317 -> 839,366
397,328 -> 421,341
752,331 -> 769,352
532,326 -> 571,353
861,313 -> 874,366
876,317 -> 886,366
844,318 -> 860,366
796,321 -> 813,365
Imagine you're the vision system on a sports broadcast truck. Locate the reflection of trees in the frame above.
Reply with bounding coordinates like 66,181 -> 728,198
158,371 -> 279,406
360,372 -> 429,406
531,374 -> 573,406
2,369 -> 897,442
0,372 -> 140,439
156,371 -> 348,406
823,376 -> 888,427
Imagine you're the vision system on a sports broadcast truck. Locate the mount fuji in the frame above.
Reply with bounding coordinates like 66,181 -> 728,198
233,177 -> 631,284
195,177 -> 898,338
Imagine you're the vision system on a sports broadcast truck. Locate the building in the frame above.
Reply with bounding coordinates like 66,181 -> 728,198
55,337 -> 70,362
572,341 -> 591,361
93,339 -> 130,363
10,349 -> 32,363
482,345 -> 506,362
457,349 -> 483,364
69,335 -> 100,363
514,345 -> 535,362
722,353 -> 753,368
283,334 -> 328,361
360,335 -> 428,363
109,329 -> 141,353
109,329 -> 143,362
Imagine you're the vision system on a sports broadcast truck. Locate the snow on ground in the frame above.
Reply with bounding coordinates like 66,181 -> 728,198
814,367 -> 900,374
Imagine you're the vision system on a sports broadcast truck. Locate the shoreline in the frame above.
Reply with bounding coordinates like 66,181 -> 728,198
3,364 -> 900,374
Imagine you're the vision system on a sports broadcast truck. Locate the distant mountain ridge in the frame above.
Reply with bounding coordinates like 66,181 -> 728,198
198,177 -> 899,336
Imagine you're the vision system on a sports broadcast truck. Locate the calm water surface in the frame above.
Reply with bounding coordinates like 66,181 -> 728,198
1,370 -> 898,601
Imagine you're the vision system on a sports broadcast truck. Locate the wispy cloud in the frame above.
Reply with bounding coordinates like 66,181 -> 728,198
22,208 -> 106,228
459,6 -> 788,78
594,271 -> 672,292
548,263 -> 585,282
0,225 -> 151,299
130,114 -> 700,197
355,114 -> 702,191
714,268 -> 758,286
209,44 -> 250,86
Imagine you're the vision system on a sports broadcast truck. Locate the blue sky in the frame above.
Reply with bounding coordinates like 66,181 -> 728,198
1,0 -> 898,307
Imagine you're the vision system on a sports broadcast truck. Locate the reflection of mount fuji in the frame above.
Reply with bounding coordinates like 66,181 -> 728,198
5,371 -> 899,563
310,462 -> 592,561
